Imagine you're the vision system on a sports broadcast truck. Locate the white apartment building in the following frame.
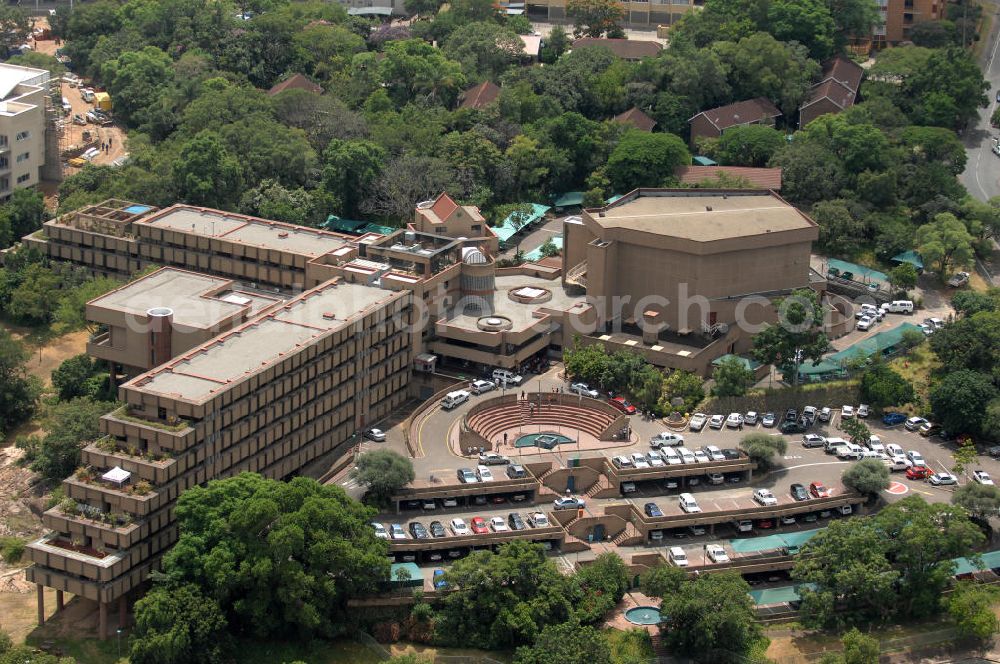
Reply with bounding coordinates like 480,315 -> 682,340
0,63 -> 49,197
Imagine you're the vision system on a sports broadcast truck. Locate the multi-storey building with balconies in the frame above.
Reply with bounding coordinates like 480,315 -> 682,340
0,63 -> 50,197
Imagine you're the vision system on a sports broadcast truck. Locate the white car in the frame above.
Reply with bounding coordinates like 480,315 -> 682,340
802,434 -> 826,448
709,414 -> 725,429
884,456 -> 908,471
570,382 -> 599,398
886,443 -> 905,457
527,512 -> 550,527
856,316 -> 874,331
612,455 -> 634,469
906,451 -> 926,467
725,412 -> 744,428
927,317 -> 945,330
476,465 -> 494,481
818,407 -> 832,422
693,450 -> 710,463
489,516 -> 509,532
478,451 -> 510,465
647,451 -> 665,467
470,379 -> 496,395
706,544 -> 729,563
753,488 -> 778,506
364,428 -> 386,442
651,432 -> 684,448
372,522 -> 389,539
857,404 -> 869,418
841,405 -> 855,419
929,473 -> 958,486
689,413 -> 708,431
905,417 -> 928,431
745,411 -> 759,425
867,435 -> 885,453
973,470 -> 995,485
704,445 -> 725,461
389,524 -> 408,540
630,452 -> 650,469
450,518 -> 470,536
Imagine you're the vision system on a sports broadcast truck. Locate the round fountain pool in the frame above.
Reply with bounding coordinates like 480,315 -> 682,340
514,432 -> 575,449
624,606 -> 662,625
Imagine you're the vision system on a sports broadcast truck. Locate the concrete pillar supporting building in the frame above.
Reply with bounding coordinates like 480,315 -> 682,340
98,600 -> 108,640
56,589 -> 64,611
36,584 -> 44,625
119,596 -> 127,630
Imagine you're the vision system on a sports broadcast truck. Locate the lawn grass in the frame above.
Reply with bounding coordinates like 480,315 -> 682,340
604,628 -> 655,662
889,342 -> 941,409
24,634 -> 124,664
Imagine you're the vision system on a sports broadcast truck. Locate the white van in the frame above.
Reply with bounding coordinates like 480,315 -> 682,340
491,369 -> 523,386
824,437 -> 849,454
441,390 -> 470,410
678,493 -> 701,513
668,546 -> 689,567
881,300 -> 914,314
676,447 -> 696,464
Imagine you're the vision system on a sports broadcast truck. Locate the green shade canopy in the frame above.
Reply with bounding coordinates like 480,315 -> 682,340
729,528 -> 822,554
494,203 -> 550,243
552,192 -> 584,208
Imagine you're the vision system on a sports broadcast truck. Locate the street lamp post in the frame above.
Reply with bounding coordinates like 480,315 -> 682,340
116,628 -> 122,660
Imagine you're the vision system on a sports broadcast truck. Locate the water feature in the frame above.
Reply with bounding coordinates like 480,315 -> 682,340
624,606 -> 662,625
514,432 -> 574,449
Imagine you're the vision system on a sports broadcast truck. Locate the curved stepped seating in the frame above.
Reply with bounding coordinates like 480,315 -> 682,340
468,401 -> 617,442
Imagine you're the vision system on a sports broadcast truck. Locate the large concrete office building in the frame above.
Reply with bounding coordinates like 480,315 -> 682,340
0,63 -> 52,196
26,270 -> 412,636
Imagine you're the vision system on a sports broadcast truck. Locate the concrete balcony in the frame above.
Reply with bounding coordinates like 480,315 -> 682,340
81,443 -> 179,485
41,508 -> 144,551
62,476 -> 162,517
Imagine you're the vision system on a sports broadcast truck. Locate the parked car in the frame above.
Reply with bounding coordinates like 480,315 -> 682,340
693,450 -> 711,463
919,422 -> 942,437
489,516 -> 509,532
856,316 -> 874,331
364,428 -> 386,442
644,502 -> 663,517
905,416 -> 928,431
476,465 -> 494,482
781,515 -> 797,526
707,472 -> 724,485
882,412 -> 907,426
703,445 -> 725,461
721,448 -> 742,460
948,271 -> 971,288
570,382 -> 599,398
841,405 -> 855,419
753,488 -> 778,506
429,521 -> 446,537
784,409 -> 798,423
706,544 -> 729,563
372,522 -> 389,539
647,450 -> 665,467
409,522 -> 430,539
630,452 -> 650,469
884,456 -> 908,472
470,379 -> 495,395
506,464 -> 527,479
886,443 -> 905,458
726,412 -> 744,428
651,432 -> 684,448
973,470 -> 995,486
527,512 -> 550,527
390,524 -> 408,540
818,407 -> 832,422
906,451 -> 926,467
709,414 -> 725,429
689,413 -> 708,431
450,518 -> 470,535
745,411 -> 759,425
779,420 -> 807,434
457,468 -> 478,484
470,517 -> 489,534
906,465 -> 933,480
802,434 -> 826,448
478,451 -> 510,465
433,569 -> 448,589
609,397 -> 637,414
790,483 -> 809,501
809,482 -> 831,498
929,473 -> 958,486
612,455 -> 634,469
508,512 -> 526,530
554,496 -> 585,510
762,412 -> 777,427
857,404 -> 870,418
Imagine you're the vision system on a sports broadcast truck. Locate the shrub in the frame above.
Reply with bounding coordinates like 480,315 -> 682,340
0,537 -> 26,564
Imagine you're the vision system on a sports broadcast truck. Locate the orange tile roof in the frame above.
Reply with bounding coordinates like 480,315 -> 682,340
613,107 -> 657,132
459,81 -> 501,110
267,73 -> 322,96
690,97 -> 781,131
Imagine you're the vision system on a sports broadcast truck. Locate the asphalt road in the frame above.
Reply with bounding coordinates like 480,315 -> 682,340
961,0 -> 1000,201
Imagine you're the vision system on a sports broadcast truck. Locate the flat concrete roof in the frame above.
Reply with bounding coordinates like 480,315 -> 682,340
130,281 -> 400,402
142,207 -> 351,257
594,191 -> 814,242
442,276 -> 587,333
89,269 -> 257,328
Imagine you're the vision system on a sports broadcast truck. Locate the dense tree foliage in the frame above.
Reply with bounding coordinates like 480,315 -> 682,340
0,328 -> 40,435
841,459 -> 890,495
17,397 -> 115,481
712,355 -> 754,397
351,449 -> 415,506
929,369 -> 998,436
130,584 -> 230,664
859,363 -> 915,410
751,289 -> 830,384
738,433 -> 787,471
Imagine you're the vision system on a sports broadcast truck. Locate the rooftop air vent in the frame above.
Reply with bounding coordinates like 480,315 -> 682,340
706,206 -> 713,211
322,312 -> 337,320
278,231 -> 288,238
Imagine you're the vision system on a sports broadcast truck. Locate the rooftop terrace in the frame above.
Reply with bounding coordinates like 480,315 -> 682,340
593,190 -> 815,242
141,207 -> 352,258
129,280 -> 400,403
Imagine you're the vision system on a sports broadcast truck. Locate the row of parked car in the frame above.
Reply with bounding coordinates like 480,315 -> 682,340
373,511 -> 554,541
456,463 -> 528,483
688,404 -> 869,435
617,444 -> 743,468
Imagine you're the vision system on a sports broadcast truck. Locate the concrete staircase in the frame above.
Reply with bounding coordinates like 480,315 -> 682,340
612,522 -> 644,547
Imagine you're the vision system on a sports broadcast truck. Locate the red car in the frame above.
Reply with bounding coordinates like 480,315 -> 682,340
809,482 -> 830,498
609,396 -> 637,415
756,519 -> 775,530
906,465 -> 933,480
470,516 -> 489,534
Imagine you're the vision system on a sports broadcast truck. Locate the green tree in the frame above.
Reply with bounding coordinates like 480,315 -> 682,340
842,459 -> 889,496
841,417 -> 871,446
713,32 -> 819,116
714,125 -> 785,167
563,339 -> 611,387
377,39 -> 466,107
0,327 -> 40,433
947,582 -> 1000,641
929,369 -> 998,436
859,364 -> 914,410
436,540 -> 574,649
52,276 -> 121,334
826,628 -> 881,664
321,140 -> 386,218
540,25 -> 571,63
952,289 -> 999,316
982,398 -> 1000,442
812,200 -> 865,257
442,22 -> 524,80
7,263 -> 61,325
158,473 -> 389,638
766,0 -> 836,59
567,0 -> 626,38
172,132 -> 243,209
605,130 -> 690,193
100,47 -> 175,127
514,621 -> 612,664
738,433 -> 787,472
351,450 -> 415,507
952,440 -> 979,475
631,364 -> 664,415
641,564 -> 688,598
929,311 -> 1000,380
0,7 -> 31,56
0,189 -> 46,248
916,213 -> 975,277
659,571 -> 763,661
51,355 -> 98,402
751,289 -> 831,385
19,398 -> 114,482
539,237 -> 561,258
572,552 -> 630,624
238,180 -> 319,227
0,645 -> 74,664
659,370 -> 705,414
888,263 -> 918,293
953,483 -> 1000,519
130,584 -> 229,664
712,356 -> 754,397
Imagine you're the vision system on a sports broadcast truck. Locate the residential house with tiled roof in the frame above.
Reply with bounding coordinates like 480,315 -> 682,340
408,193 -> 499,253
613,107 -> 657,132
688,98 -> 782,144
267,73 -> 323,96
798,57 -> 864,127
571,38 -> 663,61
458,81 -> 501,110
